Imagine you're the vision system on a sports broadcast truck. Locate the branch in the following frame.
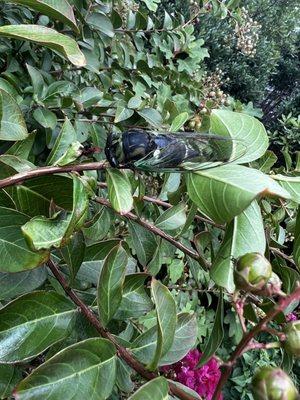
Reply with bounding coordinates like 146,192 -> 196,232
212,284 -> 300,400
98,182 -> 224,229
0,161 -> 108,189
95,197 -> 210,269
47,260 -> 198,400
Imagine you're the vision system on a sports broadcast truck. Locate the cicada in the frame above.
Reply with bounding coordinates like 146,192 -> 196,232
105,129 -> 245,172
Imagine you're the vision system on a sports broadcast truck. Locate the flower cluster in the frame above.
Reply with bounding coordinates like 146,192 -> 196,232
162,349 -> 222,400
286,313 -> 298,322
235,7 -> 261,57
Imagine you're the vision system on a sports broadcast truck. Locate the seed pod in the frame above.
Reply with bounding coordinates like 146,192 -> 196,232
252,367 -> 298,400
284,320 -> 300,358
234,252 -> 272,292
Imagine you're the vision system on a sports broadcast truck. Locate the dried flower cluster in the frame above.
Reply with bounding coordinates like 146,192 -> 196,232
236,7 -> 261,57
117,0 -> 139,26
162,349 -> 222,400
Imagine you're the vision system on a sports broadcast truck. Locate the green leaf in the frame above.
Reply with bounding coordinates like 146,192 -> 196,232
114,273 -> 152,319
6,132 -> 35,159
187,165 -> 291,224
33,108 -> 57,129
0,364 -> 22,399
22,175 -> 90,250
272,175 -> 300,203
167,381 -> 201,399
0,207 -> 49,273
294,208 -> 300,269
77,240 -> 120,284
256,150 -> 278,173
148,279 -> 177,370
210,109 -> 268,164
98,244 -> 128,326
128,377 -> 169,400
114,106 -> 134,123
132,313 -> 197,366
0,25 -> 85,66
211,200 -> 266,292
170,112 -> 189,132
14,338 -> 116,400
0,267 -> 47,300
60,231 -> 85,283
107,169 -> 133,214
47,118 -> 77,165
0,291 -> 76,363
87,12 -> 115,38
138,108 -> 162,128
0,89 -> 28,141
127,221 -> 157,265
3,0 -> 78,32
26,64 -> 45,100
155,202 -> 186,232
197,291 -> 224,367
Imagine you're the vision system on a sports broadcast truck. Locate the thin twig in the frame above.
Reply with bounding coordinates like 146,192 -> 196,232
94,197 -> 210,269
212,284 -> 300,400
270,246 -> 296,266
47,260 -> 198,400
98,182 -> 224,229
0,161 -> 108,190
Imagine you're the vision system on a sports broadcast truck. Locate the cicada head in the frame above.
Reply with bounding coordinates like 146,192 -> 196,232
105,132 -> 124,168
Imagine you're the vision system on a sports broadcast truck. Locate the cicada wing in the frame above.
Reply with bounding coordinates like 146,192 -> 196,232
132,131 -> 247,172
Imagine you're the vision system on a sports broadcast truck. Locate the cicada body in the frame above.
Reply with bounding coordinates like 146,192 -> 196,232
105,129 -> 243,172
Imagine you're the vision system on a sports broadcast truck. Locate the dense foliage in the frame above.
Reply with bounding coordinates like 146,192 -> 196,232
0,1 -> 299,400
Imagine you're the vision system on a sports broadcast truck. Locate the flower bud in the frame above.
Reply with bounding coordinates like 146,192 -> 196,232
252,367 -> 298,400
284,321 -> 300,358
234,252 -> 272,292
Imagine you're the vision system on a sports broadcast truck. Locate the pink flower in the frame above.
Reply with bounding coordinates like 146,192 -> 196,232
286,313 -> 298,322
162,349 -> 223,400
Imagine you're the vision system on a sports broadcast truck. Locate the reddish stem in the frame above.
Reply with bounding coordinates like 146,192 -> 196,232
212,285 -> 300,400
47,260 -> 198,400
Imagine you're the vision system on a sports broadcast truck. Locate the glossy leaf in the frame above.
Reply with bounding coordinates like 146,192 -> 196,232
114,106 -> 134,123
170,112 -> 189,132
87,12 -> 115,37
0,291 -> 76,363
211,200 -> 266,292
0,89 -> 28,141
187,165 -> 290,224
47,118 -> 77,165
0,365 -> 22,399
155,202 -> 186,232
98,245 -> 128,326
294,208 -> 300,269
6,132 -> 35,159
3,0 -> 78,31
210,109 -> 268,163
0,25 -> 85,66
60,231 -> 85,282
0,267 -> 47,300
33,108 -> 57,129
107,169 -> 133,214
114,273 -> 152,319
197,291 -> 224,367
127,221 -> 157,266
0,207 -> 49,273
132,313 -> 197,365
138,108 -> 162,128
14,338 -> 116,400
128,377 -> 169,400
272,175 -> 300,203
22,175 -> 90,250
148,279 -> 177,370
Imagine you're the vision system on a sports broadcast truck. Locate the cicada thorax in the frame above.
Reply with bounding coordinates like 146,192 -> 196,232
122,130 -> 156,164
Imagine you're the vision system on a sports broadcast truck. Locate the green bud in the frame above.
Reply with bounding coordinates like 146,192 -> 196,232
252,367 -> 298,400
284,321 -> 300,358
234,252 -> 272,292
